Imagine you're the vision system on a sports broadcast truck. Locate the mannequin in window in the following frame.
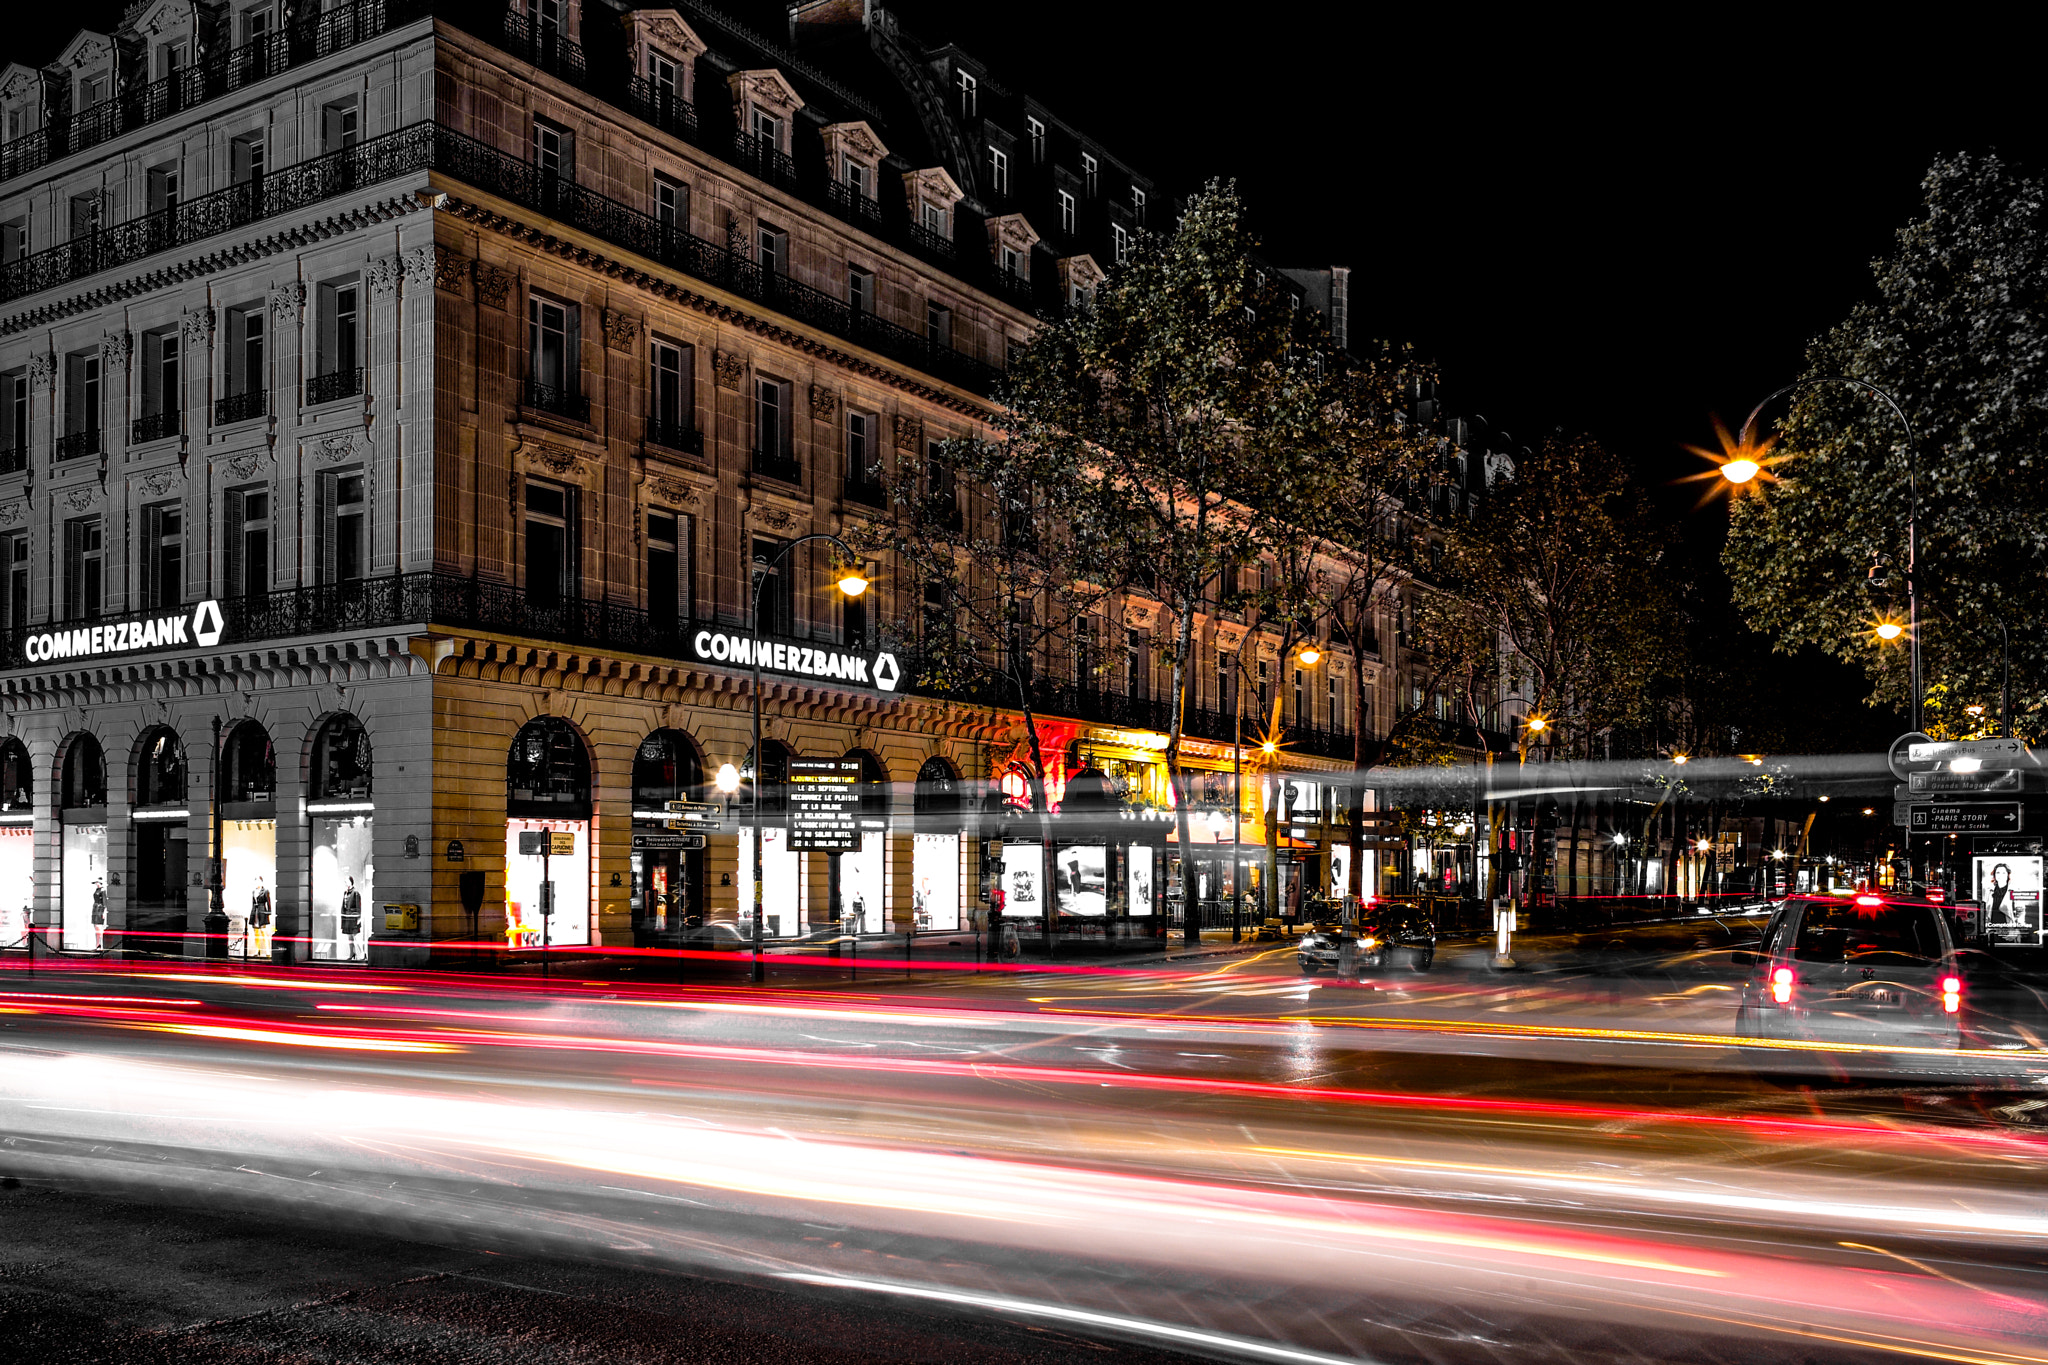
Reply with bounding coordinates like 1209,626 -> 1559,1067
250,874 -> 272,957
91,878 -> 107,950
339,876 -> 362,958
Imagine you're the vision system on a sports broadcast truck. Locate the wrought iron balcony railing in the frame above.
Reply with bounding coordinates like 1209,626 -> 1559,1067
0,444 -> 25,475
214,390 -> 266,425
498,10 -> 587,85
306,367 -> 364,405
130,410 -> 179,445
645,417 -> 703,455
731,132 -> 802,192
621,78 -> 699,142
0,0 -> 430,186
826,180 -> 884,229
54,429 -> 100,461
752,450 -> 804,485
906,222 -> 957,262
523,379 -> 589,423
843,477 -> 888,508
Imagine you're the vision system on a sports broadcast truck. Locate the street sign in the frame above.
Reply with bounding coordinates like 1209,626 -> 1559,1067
549,831 -> 576,856
1888,732 -> 1936,781
1908,768 -> 2021,794
1893,802 -> 1914,829
1907,737 -> 2035,770
633,832 -> 706,851
517,831 -> 546,855
787,758 -> 861,852
445,840 -> 465,862
665,800 -> 722,814
1910,802 -> 2022,834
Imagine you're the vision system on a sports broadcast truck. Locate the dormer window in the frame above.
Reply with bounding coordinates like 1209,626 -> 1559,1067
649,50 -> 682,103
1112,223 -> 1131,265
1026,116 -> 1045,163
920,201 -> 947,236
528,0 -> 563,33
821,122 -> 888,208
1080,152 -> 1098,197
843,157 -> 869,197
1001,245 -> 1022,279
988,145 -> 1009,197
77,72 -> 109,109
1058,190 -> 1076,234
956,68 -> 977,117
750,107 -> 782,151
1132,187 -> 1147,221
154,38 -> 189,79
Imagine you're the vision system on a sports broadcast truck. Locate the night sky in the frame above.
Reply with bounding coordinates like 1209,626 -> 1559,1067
8,4 -> 2034,746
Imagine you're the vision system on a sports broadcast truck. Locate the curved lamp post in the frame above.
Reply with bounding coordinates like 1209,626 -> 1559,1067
1722,376 -> 1922,730
747,533 -> 870,984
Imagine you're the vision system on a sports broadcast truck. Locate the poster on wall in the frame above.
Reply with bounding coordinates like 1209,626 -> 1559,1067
1329,844 -> 1351,902
0,826 -> 30,947
1128,846 -> 1154,916
1054,844 -> 1108,916
912,833 -> 960,931
1975,855 -> 2044,944
1002,842 -> 1044,917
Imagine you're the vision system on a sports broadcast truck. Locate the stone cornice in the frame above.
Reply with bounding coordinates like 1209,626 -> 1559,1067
443,194 -> 994,422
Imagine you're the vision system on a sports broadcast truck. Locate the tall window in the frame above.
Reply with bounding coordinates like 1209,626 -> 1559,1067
649,50 -> 681,103
1080,152 -> 1098,196
1057,189 -> 1076,234
1256,658 -> 1271,718
225,488 -> 269,599
919,200 -> 948,237
955,68 -> 977,117
749,107 -> 781,150
754,377 -> 793,474
921,580 -> 951,654
3,532 -> 26,632
528,295 -> 577,395
242,5 -> 272,43
4,369 -> 27,458
141,330 -> 178,423
925,301 -> 951,348
1217,653 -> 1235,715
988,146 -> 1009,197
146,162 -> 180,215
229,305 -> 265,397
1112,223 -> 1131,265
0,218 -> 26,265
756,224 -> 787,274
751,537 -> 792,638
649,338 -> 692,445
848,266 -> 874,315
143,502 -> 182,609
524,480 -> 576,609
317,470 -> 366,584
63,516 -> 102,621
231,133 -> 265,184
322,98 -> 359,151
1293,667 -> 1307,724
533,116 -> 574,179
842,157 -> 870,197
529,0 -> 563,31
69,193 -> 101,242
1132,186 -> 1147,221
1125,629 -> 1146,701
1075,614 -> 1096,689
654,175 -> 687,229
1329,671 -> 1346,734
845,410 -> 872,486
647,510 -> 688,628
1026,116 -> 1045,163
1001,245 -> 1023,280
63,350 -> 99,442
317,279 -> 360,379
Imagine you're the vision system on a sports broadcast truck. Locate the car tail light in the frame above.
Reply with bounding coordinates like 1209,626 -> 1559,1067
1854,895 -> 1883,907
1942,975 -> 1962,1014
1771,967 -> 1794,1005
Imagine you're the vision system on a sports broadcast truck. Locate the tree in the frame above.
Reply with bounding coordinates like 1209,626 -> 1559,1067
1012,181 -> 1332,943
1723,153 -> 2048,738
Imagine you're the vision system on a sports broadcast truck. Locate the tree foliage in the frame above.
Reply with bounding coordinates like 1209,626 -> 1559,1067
1723,153 -> 2048,737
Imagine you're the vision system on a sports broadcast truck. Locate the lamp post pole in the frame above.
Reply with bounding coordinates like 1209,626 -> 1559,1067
749,532 -> 866,985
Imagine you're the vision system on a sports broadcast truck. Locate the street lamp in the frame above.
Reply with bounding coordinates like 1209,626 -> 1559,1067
747,533 -> 871,984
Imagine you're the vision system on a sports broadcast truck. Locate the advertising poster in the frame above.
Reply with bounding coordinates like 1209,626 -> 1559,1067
1054,844 -> 1107,916
1975,855 -> 2044,944
1127,846 -> 1154,917
61,823 -> 107,951
912,833 -> 960,931
1002,842 -> 1043,917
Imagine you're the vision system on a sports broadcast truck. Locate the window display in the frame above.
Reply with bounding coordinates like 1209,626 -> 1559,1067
1054,844 -> 1107,916
1002,842 -> 1044,919
506,818 -> 590,947
1127,845 -> 1154,916
223,819 -> 278,959
0,825 -> 29,947
912,833 -> 960,931
62,822 -> 107,951
738,824 -> 802,937
312,814 -> 374,961
838,830 -> 885,933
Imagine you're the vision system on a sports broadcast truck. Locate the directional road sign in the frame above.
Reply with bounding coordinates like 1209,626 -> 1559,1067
1910,802 -> 2022,834
1888,732 -> 1936,781
1907,768 -> 2021,794
1908,737 -> 2035,770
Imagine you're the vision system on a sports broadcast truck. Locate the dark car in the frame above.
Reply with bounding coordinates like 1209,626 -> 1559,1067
1735,894 -> 1961,1049
1298,901 -> 1435,974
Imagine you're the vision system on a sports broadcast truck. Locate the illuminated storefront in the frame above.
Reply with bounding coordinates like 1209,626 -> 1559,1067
219,722 -> 279,960
308,715 -> 375,962
0,739 -> 31,948
60,734 -> 112,953
911,833 -> 960,930
505,718 -> 594,949
629,729 -> 702,946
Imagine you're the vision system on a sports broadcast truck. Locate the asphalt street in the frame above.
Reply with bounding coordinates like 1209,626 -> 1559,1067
6,919 -> 2048,1363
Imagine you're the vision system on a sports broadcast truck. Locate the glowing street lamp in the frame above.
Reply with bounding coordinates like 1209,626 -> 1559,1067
1874,618 -> 1905,642
1719,456 -> 1761,485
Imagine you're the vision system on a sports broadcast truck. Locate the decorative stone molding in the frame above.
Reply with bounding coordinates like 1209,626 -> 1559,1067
1255,633 -> 1281,660
99,329 -> 131,367
223,451 -> 266,480
819,120 -> 888,181
57,31 -> 115,77
473,262 -> 512,310
517,445 -> 583,481
59,485 -> 100,513
1058,254 -> 1106,305
310,429 -> 368,465
727,69 -> 805,148
180,308 -> 213,345
402,244 -> 436,290
648,476 -> 702,508
135,467 -> 180,497
624,9 -> 705,97
0,501 -> 25,527
268,282 -> 305,323
129,0 -> 198,43
1122,600 -> 1159,630
892,413 -> 923,452
0,64 -> 39,107
985,212 -> 1041,260
367,254 -> 403,299
601,308 -> 638,351
1214,621 -> 1247,653
433,243 -> 468,295
902,166 -> 965,224
712,349 -> 745,391
750,503 -> 798,533
807,384 -> 837,422
25,353 -> 51,386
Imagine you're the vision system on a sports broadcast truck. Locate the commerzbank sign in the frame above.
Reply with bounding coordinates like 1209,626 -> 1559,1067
24,599 -> 225,663
689,629 -> 900,692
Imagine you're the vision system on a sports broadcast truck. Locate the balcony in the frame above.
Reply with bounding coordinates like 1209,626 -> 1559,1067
645,417 -> 703,456
826,180 -> 884,230
130,410 -> 179,445
1,443 -> 25,475
906,222 -> 957,262
988,269 -> 1035,312
55,429 -> 100,461
843,477 -> 889,509
621,78 -> 698,143
752,449 -> 804,486
215,390 -> 266,425
306,367 -> 364,406
0,0 -> 431,187
731,132 -> 802,193
499,10 -> 587,86
523,379 -> 589,424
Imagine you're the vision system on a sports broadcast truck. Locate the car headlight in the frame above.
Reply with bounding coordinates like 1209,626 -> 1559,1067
1360,936 -> 1378,948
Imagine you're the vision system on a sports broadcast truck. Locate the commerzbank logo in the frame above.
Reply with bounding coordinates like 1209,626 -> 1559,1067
689,629 -> 901,694
23,599 -> 225,664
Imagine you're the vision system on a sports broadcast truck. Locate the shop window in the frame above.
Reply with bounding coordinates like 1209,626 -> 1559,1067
3,532 -> 26,632
507,716 -> 591,819
63,730 -> 111,953
62,515 -> 103,621
632,728 -> 701,809
315,469 -> 366,584
310,712 -> 374,961
60,733 -> 106,810
141,501 -> 182,610
224,486 -> 270,599
221,721 -> 276,808
311,713 -> 373,800
135,726 -> 185,807
750,535 -> 792,638
220,720 -> 278,960
646,509 -> 690,629
507,717 -> 592,948
0,735 -> 27,942
524,479 -> 578,610
0,736 -> 30,812
741,738 -> 788,815
914,758 -> 959,825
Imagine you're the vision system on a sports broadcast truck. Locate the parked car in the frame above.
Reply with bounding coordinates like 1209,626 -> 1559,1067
1734,894 -> 1961,1049
1298,901 -> 1435,974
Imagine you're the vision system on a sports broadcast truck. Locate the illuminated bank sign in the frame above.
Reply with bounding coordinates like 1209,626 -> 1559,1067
23,599 -> 224,663
689,630 -> 900,692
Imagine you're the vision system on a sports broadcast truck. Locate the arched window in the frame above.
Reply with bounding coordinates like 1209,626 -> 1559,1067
221,721 -> 276,806
0,737 -> 30,812
507,716 -> 591,819
632,728 -> 703,810
741,739 -> 789,815
59,733 -> 106,810
846,748 -> 889,818
134,727 -> 185,807
311,714 -> 373,800
913,756 -> 958,829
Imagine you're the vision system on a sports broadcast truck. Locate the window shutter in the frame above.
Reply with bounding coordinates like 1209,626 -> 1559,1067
316,473 -> 336,585
565,305 -> 581,395
223,490 -> 244,598
567,483 -> 582,602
